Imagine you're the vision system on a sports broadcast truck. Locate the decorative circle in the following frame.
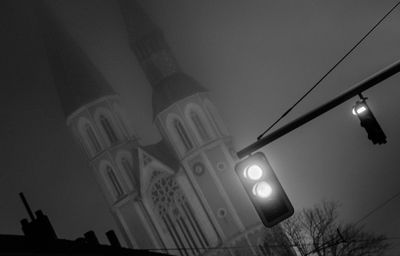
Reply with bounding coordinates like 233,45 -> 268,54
193,163 -> 205,176
216,162 -> 226,172
217,208 -> 227,218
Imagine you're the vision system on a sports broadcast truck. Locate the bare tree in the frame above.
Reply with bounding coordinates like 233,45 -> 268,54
257,225 -> 297,256
281,200 -> 389,256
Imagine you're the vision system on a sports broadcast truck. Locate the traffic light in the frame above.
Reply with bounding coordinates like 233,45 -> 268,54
235,152 -> 294,227
352,99 -> 386,144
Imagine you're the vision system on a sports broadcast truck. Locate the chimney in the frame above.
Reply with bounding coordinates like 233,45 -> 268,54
106,230 -> 121,248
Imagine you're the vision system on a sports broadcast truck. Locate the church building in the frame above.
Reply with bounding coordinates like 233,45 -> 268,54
39,1 -> 295,255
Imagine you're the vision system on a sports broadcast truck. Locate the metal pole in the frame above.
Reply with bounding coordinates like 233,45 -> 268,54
19,192 -> 35,221
237,59 -> 400,159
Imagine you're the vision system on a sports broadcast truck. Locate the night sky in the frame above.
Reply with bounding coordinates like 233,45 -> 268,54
1,0 -> 400,253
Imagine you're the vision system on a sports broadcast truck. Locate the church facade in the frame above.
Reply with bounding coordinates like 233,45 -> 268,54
40,1 -> 295,256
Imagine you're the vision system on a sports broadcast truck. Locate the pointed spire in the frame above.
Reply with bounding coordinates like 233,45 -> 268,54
37,4 -> 116,117
119,0 -> 181,86
119,0 -> 159,42
120,0 -> 206,118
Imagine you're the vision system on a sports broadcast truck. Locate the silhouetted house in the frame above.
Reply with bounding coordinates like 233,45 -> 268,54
11,194 -> 170,256
0,234 -> 171,255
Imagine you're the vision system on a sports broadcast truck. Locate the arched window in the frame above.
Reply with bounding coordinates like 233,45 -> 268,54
166,114 -> 194,155
85,123 -> 102,153
189,110 -> 211,142
100,115 -> 119,144
184,103 -> 215,145
115,151 -> 135,190
203,100 -> 228,136
77,118 -> 102,157
150,175 -> 209,255
174,119 -> 193,151
106,165 -> 124,199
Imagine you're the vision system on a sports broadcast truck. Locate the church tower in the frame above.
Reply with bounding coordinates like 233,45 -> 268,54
38,8 -> 165,250
120,0 -> 266,253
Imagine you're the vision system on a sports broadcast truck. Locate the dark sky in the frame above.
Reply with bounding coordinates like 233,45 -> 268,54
1,0 -> 400,252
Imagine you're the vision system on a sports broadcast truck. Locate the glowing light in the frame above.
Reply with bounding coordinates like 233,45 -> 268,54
252,181 -> 272,198
352,105 -> 367,116
244,164 -> 263,180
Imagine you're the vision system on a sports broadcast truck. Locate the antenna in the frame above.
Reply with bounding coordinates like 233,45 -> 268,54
19,192 -> 35,221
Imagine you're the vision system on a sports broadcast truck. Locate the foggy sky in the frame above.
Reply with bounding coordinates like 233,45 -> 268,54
1,0 -> 400,253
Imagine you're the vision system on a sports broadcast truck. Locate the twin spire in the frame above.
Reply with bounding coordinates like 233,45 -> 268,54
119,0 -> 206,118
39,1 -> 205,118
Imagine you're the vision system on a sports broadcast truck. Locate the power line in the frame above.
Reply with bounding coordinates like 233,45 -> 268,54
136,236 -> 400,252
142,243 -> 297,252
303,190 -> 400,256
350,237 -> 400,242
303,190 -> 400,255
257,0 -> 400,140
354,190 -> 400,226
141,237 -> 400,251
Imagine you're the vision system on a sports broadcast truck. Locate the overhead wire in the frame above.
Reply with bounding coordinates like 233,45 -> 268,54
354,190 -> 400,226
303,188 -> 400,255
304,189 -> 400,255
257,0 -> 400,140
143,237 -> 400,253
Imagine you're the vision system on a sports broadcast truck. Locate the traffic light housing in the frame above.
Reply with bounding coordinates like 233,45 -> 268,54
352,99 -> 386,144
235,152 -> 294,227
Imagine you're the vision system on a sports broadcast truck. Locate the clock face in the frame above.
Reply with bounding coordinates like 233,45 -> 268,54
193,162 -> 205,176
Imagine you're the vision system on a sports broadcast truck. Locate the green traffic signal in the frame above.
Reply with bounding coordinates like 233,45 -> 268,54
235,152 -> 294,227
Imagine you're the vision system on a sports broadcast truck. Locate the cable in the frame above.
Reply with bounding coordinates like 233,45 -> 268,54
142,243 -> 297,252
257,0 -> 400,140
304,237 -> 400,256
142,236 -> 400,253
354,190 -> 400,226
349,237 -> 400,242
311,191 -> 400,254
